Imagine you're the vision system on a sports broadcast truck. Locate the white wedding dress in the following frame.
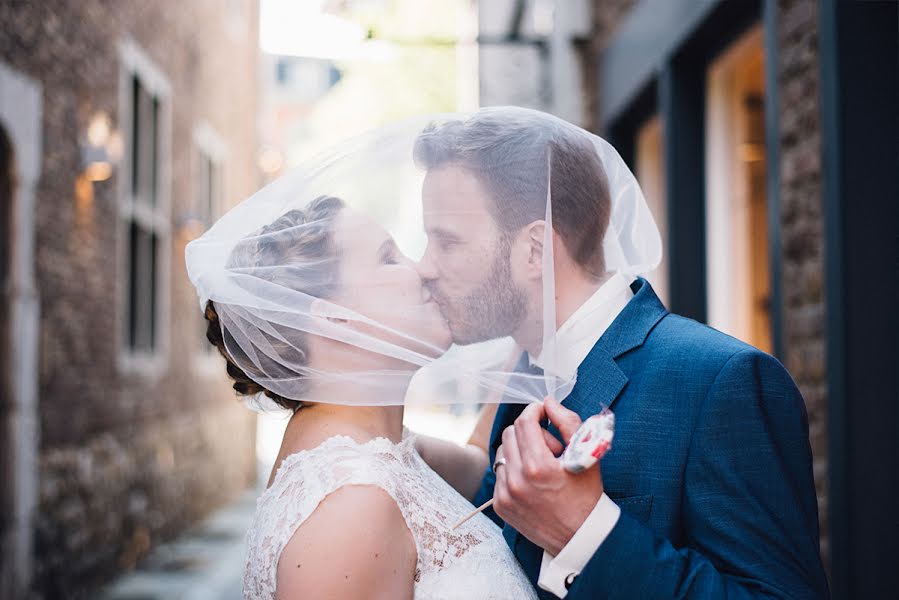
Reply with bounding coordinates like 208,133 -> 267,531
243,428 -> 538,599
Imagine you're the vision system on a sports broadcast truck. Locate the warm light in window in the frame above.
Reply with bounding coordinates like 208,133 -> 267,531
738,142 -> 765,162
85,161 -> 113,182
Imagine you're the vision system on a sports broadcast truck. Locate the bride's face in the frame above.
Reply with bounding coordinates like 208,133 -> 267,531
329,209 -> 452,359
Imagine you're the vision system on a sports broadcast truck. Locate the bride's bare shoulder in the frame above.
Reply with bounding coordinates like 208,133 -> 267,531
275,484 -> 416,599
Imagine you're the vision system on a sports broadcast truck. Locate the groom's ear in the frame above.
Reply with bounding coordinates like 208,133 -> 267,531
525,220 -> 546,280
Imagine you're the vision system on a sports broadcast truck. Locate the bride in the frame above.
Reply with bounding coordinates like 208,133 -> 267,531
192,191 -> 539,599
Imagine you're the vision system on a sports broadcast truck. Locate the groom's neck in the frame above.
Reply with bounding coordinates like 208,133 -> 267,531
513,269 -> 611,357
555,269 -> 612,327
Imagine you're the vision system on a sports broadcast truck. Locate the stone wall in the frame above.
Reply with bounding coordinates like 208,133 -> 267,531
34,408 -> 255,596
0,1 -> 260,597
774,0 -> 828,565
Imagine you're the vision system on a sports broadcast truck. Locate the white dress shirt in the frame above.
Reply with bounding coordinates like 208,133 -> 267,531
528,272 -> 634,598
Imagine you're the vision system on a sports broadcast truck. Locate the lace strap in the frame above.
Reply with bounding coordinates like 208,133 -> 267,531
244,435 -> 421,599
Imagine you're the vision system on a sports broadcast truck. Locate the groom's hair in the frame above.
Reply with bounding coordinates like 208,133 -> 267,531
413,111 -> 612,278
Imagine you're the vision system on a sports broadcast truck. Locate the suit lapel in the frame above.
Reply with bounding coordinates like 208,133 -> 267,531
596,277 -> 668,360
563,345 -> 628,418
565,278 -> 668,416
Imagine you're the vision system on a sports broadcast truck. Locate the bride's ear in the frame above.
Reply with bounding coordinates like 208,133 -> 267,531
310,298 -> 350,324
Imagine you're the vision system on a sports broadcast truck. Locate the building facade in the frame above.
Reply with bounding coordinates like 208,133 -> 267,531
0,2 -> 261,597
480,0 -> 897,596
588,1 -> 897,598
478,0 -> 595,127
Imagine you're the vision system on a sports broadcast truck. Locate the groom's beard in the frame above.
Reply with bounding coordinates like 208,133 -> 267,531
432,236 -> 527,345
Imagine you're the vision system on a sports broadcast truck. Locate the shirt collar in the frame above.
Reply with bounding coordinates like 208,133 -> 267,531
530,273 -> 635,379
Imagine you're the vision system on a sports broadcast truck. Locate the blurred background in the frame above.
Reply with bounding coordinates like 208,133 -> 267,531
0,1 -> 895,599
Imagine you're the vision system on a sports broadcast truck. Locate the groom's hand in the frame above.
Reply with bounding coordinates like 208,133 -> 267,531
493,397 -> 604,556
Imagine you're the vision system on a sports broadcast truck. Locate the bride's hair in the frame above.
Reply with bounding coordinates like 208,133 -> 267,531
204,195 -> 345,411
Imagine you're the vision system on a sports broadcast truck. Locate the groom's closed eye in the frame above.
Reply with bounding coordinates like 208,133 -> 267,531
437,239 -> 461,253
428,229 -> 464,253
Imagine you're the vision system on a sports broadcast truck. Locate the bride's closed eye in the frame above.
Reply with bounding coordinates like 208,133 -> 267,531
378,239 -> 401,265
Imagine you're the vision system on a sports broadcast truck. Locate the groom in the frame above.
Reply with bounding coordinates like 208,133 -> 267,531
414,112 -> 829,599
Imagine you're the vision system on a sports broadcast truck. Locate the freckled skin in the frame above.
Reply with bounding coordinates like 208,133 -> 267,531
276,485 -> 415,598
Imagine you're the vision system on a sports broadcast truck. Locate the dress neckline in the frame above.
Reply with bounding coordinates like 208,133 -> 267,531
262,427 -> 417,496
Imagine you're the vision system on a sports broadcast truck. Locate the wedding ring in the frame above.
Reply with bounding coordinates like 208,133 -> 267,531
493,457 -> 507,471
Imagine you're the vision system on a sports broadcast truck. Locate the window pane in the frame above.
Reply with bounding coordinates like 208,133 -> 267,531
138,88 -> 155,206
150,96 -> 159,204
126,220 -> 157,353
149,232 -> 158,351
127,220 -> 139,349
130,75 -> 141,197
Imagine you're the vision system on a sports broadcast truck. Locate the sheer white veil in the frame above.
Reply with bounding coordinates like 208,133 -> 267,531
185,107 -> 661,411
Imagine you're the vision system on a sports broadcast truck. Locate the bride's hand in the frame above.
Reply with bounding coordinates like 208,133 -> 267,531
415,434 -> 489,501
493,398 -> 604,556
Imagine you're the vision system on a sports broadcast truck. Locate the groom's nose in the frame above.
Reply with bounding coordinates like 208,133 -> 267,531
416,250 -> 438,282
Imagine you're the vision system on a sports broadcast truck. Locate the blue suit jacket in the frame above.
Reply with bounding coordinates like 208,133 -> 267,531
474,278 -> 829,599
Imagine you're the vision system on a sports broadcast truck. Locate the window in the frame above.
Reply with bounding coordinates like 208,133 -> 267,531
704,26 -> 771,353
118,41 -> 171,372
193,124 -> 226,229
635,115 -> 669,306
192,124 -> 227,362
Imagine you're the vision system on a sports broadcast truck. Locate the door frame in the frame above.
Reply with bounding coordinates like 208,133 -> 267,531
0,60 -> 42,600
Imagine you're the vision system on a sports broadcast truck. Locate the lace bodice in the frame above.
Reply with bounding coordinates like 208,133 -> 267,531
243,429 -> 537,599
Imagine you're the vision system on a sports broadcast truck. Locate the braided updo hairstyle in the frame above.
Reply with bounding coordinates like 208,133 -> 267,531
204,195 -> 345,411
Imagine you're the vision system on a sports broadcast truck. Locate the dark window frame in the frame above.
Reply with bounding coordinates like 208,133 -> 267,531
601,0 -> 782,356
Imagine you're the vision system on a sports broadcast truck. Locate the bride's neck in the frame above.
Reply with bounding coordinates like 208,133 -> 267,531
269,400 -> 404,489
299,403 -> 404,440
285,379 -> 406,447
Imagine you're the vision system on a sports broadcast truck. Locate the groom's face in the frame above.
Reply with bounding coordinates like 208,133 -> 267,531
418,166 -> 527,345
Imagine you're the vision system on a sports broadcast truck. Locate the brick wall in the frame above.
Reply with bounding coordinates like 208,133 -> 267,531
775,0 -> 828,566
0,1 -> 260,596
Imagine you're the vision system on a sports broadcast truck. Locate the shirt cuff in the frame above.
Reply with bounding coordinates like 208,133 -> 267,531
537,493 -> 621,598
